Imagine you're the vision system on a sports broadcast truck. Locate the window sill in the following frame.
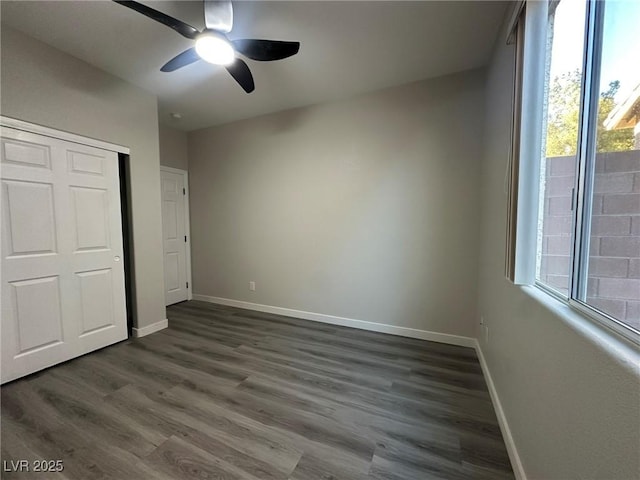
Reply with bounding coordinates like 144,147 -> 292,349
520,284 -> 640,373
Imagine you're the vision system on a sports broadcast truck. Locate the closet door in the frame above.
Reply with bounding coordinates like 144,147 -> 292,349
1,126 -> 127,383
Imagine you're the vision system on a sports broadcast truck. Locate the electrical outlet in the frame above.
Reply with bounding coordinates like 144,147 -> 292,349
249,281 -> 256,291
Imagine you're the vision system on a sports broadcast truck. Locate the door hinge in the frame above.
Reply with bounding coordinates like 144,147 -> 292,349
186,282 -> 189,288
183,188 -> 186,195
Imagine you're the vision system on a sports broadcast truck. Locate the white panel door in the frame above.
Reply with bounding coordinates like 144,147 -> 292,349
161,169 -> 188,305
1,126 -> 127,383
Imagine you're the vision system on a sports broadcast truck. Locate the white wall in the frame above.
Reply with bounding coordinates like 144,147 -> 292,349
159,124 -> 189,171
478,15 -> 640,480
1,26 -> 166,330
188,70 -> 485,338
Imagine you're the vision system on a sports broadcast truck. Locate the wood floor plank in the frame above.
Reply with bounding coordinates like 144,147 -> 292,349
25,373 -> 160,457
143,435 -> 254,480
260,338 -> 413,378
233,354 -> 502,441
368,454 -> 450,480
1,380 -> 68,434
159,383 -> 376,479
173,381 -> 377,461
110,385 -> 304,476
372,436 -> 467,480
2,414 -> 165,480
1,300 -> 514,479
125,338 -> 249,385
233,371 -> 447,444
235,344 -> 393,390
0,421 -> 70,480
170,426 -> 291,480
76,351 -> 170,395
289,451 -> 371,480
459,431 -> 514,472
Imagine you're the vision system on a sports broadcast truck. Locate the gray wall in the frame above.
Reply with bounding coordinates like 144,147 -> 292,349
477,16 -> 640,480
188,70 -> 485,338
1,26 -> 166,329
159,124 -> 189,170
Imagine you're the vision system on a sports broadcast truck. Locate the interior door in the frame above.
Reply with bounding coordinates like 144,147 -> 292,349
1,126 -> 128,383
161,168 -> 188,305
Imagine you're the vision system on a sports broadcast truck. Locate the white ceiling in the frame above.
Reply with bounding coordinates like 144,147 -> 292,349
1,1 -> 508,131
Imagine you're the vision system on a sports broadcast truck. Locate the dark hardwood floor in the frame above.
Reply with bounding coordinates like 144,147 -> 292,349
1,300 -> 514,479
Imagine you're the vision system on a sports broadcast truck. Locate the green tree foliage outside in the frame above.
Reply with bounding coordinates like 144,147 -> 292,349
545,69 -> 634,156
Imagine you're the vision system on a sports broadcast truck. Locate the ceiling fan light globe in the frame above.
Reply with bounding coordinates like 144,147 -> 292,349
195,33 -> 235,66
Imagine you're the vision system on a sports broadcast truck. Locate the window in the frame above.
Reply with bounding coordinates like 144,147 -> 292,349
512,0 -> 640,339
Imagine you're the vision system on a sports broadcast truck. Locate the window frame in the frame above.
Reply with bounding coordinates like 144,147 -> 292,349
511,0 -> 640,345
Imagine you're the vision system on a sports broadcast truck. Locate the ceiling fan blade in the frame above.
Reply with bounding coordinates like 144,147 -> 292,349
161,48 -> 201,72
204,0 -> 233,33
232,39 -> 300,61
225,58 -> 255,93
113,1 -> 199,40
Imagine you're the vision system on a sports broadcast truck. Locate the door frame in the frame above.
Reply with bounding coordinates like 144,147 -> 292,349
160,165 -> 193,302
0,116 -> 130,154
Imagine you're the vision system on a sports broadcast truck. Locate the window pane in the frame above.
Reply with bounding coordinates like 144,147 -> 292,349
579,0 -> 640,331
536,0 -> 587,294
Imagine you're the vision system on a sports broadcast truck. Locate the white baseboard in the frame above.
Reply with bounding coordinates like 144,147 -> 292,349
475,340 -> 527,480
132,318 -> 168,338
191,294 -> 475,348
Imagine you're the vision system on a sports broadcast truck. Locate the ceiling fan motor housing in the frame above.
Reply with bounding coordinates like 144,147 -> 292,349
195,30 -> 235,65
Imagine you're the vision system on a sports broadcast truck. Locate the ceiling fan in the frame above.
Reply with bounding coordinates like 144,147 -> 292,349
113,0 -> 300,93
